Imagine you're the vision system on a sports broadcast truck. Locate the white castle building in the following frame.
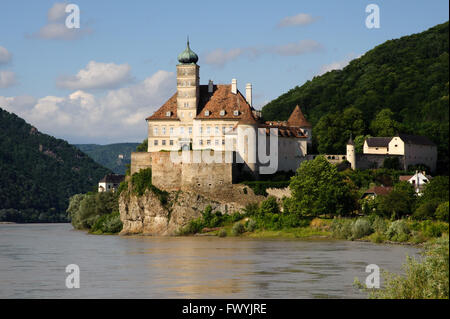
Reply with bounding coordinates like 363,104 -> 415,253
144,40 -> 312,174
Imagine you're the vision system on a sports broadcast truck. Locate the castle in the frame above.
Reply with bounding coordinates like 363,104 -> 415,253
130,40 -> 438,195
131,40 -> 312,192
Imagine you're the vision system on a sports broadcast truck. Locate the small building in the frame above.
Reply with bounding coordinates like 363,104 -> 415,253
98,174 -> 125,192
399,171 -> 432,194
362,134 -> 437,171
361,186 -> 393,200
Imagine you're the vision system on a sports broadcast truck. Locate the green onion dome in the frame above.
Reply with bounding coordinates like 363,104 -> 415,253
177,39 -> 198,64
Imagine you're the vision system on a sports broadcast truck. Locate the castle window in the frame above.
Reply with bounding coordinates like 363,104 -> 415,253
169,127 -> 174,135
154,140 -> 158,146
165,111 -> 172,117
199,127 -> 203,134
233,110 -> 239,116
188,127 -> 192,135
220,110 -> 225,116
215,140 -> 219,146
162,127 -> 166,135
205,110 -> 210,116
162,140 -> 166,146
222,126 -> 226,134
207,140 -> 211,145
199,140 -> 203,145
222,139 -> 225,145
153,127 -> 158,135
170,140 -> 173,146
189,112 -> 192,118
206,127 -> 211,135
215,126 -> 219,135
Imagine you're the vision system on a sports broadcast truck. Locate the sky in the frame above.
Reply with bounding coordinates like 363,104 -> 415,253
0,0 -> 448,144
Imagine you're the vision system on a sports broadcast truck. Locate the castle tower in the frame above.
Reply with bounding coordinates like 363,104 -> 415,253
287,105 -> 312,145
176,38 -> 199,123
346,135 -> 356,170
237,107 -> 259,176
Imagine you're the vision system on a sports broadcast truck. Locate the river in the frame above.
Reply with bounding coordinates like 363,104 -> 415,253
0,223 -> 420,298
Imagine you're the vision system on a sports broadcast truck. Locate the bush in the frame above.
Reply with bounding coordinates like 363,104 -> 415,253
371,216 -> 387,233
369,236 -> 449,299
413,200 -> 440,220
369,232 -> 386,243
259,196 -> 280,215
331,219 -> 353,239
218,229 -> 227,237
244,203 -> 259,216
435,202 -> 449,222
246,219 -> 257,232
90,211 -> 123,234
352,218 -> 373,239
231,222 -> 245,236
385,220 -> 410,242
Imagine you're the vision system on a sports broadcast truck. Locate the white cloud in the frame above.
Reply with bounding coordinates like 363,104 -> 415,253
0,46 -> 12,65
57,61 -> 132,90
47,2 -> 67,22
204,48 -> 245,67
29,2 -> 92,40
318,53 -> 361,75
278,13 -> 318,27
0,70 -> 175,143
272,40 -> 323,56
0,71 -> 17,88
204,40 -> 323,67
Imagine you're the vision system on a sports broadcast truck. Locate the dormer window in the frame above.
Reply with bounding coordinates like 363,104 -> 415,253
220,110 -> 225,116
205,110 -> 210,116
233,110 -> 239,116
165,111 -> 172,117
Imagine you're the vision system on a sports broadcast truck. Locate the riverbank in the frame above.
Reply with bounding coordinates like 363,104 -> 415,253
190,217 -> 449,246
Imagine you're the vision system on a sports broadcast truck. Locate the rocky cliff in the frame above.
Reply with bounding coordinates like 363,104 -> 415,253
119,184 -> 263,236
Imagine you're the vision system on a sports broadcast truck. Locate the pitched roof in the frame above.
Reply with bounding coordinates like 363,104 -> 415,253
259,125 -> 307,138
99,174 -> 125,184
366,137 -> 392,147
397,134 -> 436,146
146,84 -> 256,121
287,105 -> 312,128
362,186 -> 393,197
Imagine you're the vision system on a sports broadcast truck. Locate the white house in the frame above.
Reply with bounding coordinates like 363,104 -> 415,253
98,174 -> 125,192
399,171 -> 432,194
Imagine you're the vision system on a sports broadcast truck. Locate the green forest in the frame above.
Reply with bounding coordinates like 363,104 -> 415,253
262,22 -> 449,174
75,143 -> 139,174
0,108 -> 110,222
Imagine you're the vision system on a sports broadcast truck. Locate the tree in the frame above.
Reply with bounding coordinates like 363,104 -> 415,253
370,108 -> 402,136
378,182 -> 416,219
354,135 -> 371,153
420,176 -> 449,204
136,139 -> 148,152
286,156 -> 357,216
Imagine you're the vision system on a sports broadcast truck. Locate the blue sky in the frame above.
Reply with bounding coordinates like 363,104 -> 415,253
0,0 -> 448,144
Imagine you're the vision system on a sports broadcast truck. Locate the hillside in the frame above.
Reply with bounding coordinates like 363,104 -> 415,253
75,143 -> 139,174
262,22 -> 449,173
0,108 -> 110,222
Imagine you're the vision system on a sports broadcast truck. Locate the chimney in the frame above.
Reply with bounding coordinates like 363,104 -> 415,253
208,79 -> 213,93
231,78 -> 237,94
245,83 -> 252,107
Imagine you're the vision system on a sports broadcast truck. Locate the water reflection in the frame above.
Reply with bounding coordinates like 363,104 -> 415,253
0,224 -> 420,298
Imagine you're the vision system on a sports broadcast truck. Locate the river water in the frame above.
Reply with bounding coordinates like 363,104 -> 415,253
0,223 -> 420,299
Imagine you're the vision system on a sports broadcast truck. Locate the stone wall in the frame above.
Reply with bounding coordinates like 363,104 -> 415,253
355,153 -> 405,170
150,151 -> 235,196
130,152 -> 152,175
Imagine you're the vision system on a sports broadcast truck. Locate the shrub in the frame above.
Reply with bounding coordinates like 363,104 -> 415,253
259,196 -> 280,215
369,236 -> 449,299
90,211 -> 123,234
352,218 -> 373,239
231,222 -> 245,236
435,202 -> 449,222
331,219 -> 353,239
369,232 -> 386,243
218,229 -> 227,237
230,212 -> 243,222
385,220 -> 410,242
371,216 -> 387,233
413,200 -> 440,220
245,219 -> 257,232
244,203 -> 259,216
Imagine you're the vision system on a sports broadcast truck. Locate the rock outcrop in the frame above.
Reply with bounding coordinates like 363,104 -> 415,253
119,184 -> 263,236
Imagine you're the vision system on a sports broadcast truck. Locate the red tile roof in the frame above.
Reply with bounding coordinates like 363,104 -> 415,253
287,105 -> 312,128
363,186 -> 393,197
